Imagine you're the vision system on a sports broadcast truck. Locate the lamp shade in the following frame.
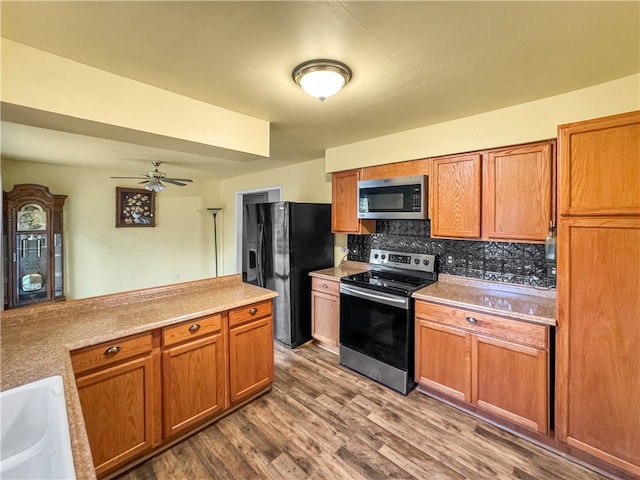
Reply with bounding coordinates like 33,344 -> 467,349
293,60 -> 352,101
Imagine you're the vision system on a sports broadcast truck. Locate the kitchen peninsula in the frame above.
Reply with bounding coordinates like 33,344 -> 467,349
0,275 -> 277,479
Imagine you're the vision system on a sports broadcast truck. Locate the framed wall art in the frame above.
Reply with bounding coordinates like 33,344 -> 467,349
116,187 -> 156,227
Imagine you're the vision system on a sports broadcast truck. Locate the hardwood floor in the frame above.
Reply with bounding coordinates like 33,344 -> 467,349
117,342 -> 607,480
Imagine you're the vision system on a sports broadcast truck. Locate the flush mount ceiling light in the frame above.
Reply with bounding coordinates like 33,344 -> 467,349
292,59 -> 352,101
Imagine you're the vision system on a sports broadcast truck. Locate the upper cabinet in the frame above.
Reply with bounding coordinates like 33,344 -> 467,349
430,153 -> 482,238
483,142 -> 554,242
558,111 -> 640,216
430,140 -> 555,243
331,169 -> 375,234
360,158 -> 430,180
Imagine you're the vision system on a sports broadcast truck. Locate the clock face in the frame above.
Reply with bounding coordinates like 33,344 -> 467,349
17,203 -> 46,231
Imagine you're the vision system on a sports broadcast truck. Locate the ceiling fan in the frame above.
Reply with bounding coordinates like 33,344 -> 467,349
111,161 -> 193,192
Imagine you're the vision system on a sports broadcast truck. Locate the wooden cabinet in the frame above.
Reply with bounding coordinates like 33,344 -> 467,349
228,300 -> 274,404
162,314 -> 227,438
430,141 -> 555,242
72,298 -> 275,477
361,158 -> 430,180
483,142 -> 554,241
331,169 -> 375,234
310,276 -> 340,353
556,111 -> 640,477
72,332 -> 160,477
430,153 -> 482,238
556,216 -> 639,476
558,111 -> 640,216
415,301 -> 550,434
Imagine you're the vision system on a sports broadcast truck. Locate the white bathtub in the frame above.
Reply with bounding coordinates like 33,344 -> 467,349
1,375 -> 76,479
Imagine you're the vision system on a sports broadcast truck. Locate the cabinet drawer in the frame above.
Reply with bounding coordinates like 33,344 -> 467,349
162,314 -> 222,347
311,277 -> 340,296
416,301 -> 547,349
71,332 -> 153,375
229,300 -> 272,328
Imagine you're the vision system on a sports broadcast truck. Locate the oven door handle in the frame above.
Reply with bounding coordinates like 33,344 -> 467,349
340,284 -> 409,310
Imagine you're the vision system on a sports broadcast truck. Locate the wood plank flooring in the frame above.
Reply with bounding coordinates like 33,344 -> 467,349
117,342 -> 607,480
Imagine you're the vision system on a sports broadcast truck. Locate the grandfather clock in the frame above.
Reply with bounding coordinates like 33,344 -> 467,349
3,184 -> 67,309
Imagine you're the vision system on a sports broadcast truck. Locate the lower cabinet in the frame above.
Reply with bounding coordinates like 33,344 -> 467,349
162,314 -> 227,438
72,332 -> 159,478
72,299 -> 274,478
415,301 -> 550,434
310,276 -> 340,353
228,300 -> 274,404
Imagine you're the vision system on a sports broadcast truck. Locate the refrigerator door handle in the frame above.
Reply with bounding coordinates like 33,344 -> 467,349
257,223 -> 264,287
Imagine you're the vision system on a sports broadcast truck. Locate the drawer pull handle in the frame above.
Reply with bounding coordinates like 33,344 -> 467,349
249,307 -> 258,315
322,283 -> 328,288
104,346 -> 122,356
466,316 -> 478,324
189,323 -> 201,333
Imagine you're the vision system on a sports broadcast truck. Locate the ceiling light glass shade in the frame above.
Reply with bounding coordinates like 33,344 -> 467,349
293,60 -> 352,101
145,180 -> 165,192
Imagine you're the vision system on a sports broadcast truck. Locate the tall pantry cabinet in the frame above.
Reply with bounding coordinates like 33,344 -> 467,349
556,111 -> 639,477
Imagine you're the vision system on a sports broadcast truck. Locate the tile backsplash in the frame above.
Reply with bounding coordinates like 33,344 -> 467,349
347,219 -> 555,287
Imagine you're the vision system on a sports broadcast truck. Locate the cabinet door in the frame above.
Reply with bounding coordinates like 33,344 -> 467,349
311,288 -> 340,353
556,216 -> 640,475
483,142 -> 553,242
558,111 -> 640,216
162,333 -> 227,438
472,335 -> 548,434
229,315 -> 274,404
75,354 -> 156,477
430,154 -> 482,238
331,169 -> 375,234
415,318 -> 471,402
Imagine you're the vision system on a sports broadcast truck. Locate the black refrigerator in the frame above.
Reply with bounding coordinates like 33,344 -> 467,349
242,202 -> 334,348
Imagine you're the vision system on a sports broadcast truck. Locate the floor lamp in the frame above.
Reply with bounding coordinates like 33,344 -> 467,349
207,208 -> 223,277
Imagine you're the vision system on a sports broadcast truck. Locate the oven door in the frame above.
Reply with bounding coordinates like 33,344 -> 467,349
339,283 -> 414,373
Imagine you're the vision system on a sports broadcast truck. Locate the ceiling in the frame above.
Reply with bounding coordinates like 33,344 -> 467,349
1,1 -> 639,180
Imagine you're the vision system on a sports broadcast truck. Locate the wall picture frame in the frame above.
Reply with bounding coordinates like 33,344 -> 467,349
116,187 -> 156,227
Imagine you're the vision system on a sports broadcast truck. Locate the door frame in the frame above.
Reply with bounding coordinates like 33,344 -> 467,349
235,187 -> 282,272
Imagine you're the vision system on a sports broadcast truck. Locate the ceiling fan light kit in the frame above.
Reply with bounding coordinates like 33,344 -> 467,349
292,59 -> 352,101
111,161 -> 193,192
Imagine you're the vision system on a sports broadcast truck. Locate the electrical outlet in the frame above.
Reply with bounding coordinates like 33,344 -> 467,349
446,255 -> 454,265
172,273 -> 180,281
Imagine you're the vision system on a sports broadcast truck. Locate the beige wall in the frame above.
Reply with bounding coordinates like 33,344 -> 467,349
218,157 -> 342,276
326,74 -> 640,171
2,159 -> 221,299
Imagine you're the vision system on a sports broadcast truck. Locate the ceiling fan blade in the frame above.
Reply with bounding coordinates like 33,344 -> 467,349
110,176 -> 146,179
138,180 -> 150,184
166,178 -> 193,183
162,178 -> 187,186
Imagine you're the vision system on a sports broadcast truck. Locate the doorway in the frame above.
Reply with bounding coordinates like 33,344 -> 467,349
235,187 -> 282,273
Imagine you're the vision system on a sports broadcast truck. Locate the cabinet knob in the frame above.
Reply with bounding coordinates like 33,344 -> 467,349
249,307 -> 258,315
465,316 -> 478,324
322,283 -> 328,288
188,323 -> 201,332
104,345 -> 122,356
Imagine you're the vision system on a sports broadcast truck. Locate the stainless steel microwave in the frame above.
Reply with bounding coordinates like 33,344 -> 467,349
357,175 -> 427,220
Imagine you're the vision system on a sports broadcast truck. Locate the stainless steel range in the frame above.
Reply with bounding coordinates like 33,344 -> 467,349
339,249 -> 437,395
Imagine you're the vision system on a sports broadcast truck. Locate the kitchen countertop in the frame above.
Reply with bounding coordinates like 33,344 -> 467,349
308,260 -> 370,281
0,274 -> 277,480
412,274 -> 556,326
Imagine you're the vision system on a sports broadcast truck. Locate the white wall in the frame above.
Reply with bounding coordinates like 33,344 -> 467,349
219,158 -> 339,276
2,159 -> 221,299
326,74 -> 640,171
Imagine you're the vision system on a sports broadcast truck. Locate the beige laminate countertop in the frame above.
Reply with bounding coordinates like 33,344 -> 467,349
308,261 -> 370,281
0,274 -> 277,480
412,274 -> 556,326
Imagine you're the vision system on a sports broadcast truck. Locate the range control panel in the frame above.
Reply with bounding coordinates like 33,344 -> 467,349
369,249 -> 436,273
